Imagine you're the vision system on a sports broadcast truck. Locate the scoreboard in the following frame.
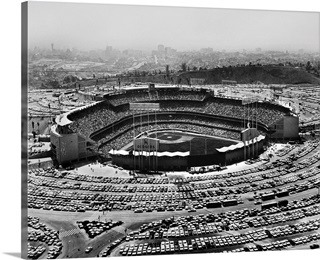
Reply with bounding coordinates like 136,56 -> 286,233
129,103 -> 160,111
133,137 -> 159,151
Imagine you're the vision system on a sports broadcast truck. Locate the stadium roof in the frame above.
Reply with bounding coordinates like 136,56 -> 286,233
109,149 -> 190,157
217,135 -> 265,153
55,101 -> 102,126
216,142 -> 244,152
55,113 -> 72,126
109,150 -> 129,156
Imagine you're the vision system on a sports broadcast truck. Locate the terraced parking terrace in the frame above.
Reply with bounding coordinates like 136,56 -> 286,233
27,138 -> 320,258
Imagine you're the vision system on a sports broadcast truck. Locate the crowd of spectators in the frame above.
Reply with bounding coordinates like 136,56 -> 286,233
107,89 -> 206,107
204,100 -> 286,126
68,104 -> 131,138
67,91 -> 287,143
95,114 -> 243,150
107,91 -> 150,107
98,122 -> 240,154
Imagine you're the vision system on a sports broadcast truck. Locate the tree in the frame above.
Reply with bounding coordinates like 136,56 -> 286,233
165,65 -> 170,76
63,75 -> 71,84
306,61 -> 312,72
181,62 -> 187,72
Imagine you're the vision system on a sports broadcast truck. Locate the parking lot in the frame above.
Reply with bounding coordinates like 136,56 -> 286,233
26,136 -> 320,258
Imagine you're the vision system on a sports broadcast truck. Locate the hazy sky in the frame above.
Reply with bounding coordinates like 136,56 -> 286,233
28,1 -> 320,52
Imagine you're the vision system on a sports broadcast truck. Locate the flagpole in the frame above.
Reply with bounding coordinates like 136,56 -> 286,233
148,110 -> 150,173
256,100 -> 258,158
133,110 -> 135,173
155,109 -> 158,174
247,102 -> 250,160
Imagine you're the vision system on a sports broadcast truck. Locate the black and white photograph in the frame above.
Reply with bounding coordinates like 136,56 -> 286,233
16,0 -> 320,259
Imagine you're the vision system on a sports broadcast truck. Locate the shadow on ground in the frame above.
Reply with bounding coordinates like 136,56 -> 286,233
3,253 -> 20,258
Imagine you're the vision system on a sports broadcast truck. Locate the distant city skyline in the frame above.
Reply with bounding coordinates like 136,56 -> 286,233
29,44 -> 316,54
28,2 -> 320,52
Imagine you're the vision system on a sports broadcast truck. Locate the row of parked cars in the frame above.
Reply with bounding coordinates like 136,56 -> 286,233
29,175 -> 173,193
77,220 -> 123,239
28,165 -> 320,214
27,148 -> 320,217
276,144 -> 296,157
27,216 -> 62,259
27,244 -> 46,259
291,233 -> 320,247
38,154 -> 320,198
30,167 -> 170,185
182,141 -> 318,184
131,208 -> 320,242
292,140 -> 320,159
120,229 -> 268,256
188,156 -> 320,196
266,218 -> 320,237
119,228 -> 320,256
33,165 -> 312,197
29,148 -> 317,204
127,195 -> 320,242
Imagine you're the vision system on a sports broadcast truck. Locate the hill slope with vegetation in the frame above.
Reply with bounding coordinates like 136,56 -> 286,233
119,65 -> 320,85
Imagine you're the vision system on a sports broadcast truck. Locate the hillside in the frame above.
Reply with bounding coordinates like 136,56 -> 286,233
176,66 -> 320,85
120,66 -> 320,85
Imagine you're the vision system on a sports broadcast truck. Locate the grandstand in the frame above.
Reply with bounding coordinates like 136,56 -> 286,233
50,85 -> 299,169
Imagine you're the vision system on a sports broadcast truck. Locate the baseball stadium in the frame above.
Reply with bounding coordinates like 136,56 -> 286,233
50,85 -> 298,171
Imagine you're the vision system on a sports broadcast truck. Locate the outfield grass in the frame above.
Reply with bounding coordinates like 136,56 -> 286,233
130,131 -> 237,155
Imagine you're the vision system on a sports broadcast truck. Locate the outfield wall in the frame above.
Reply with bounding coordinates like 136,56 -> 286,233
110,133 -> 265,172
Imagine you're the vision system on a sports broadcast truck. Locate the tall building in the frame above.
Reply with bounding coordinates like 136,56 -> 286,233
105,45 -> 113,57
158,44 -> 165,53
164,46 -> 177,56
165,47 -> 171,55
